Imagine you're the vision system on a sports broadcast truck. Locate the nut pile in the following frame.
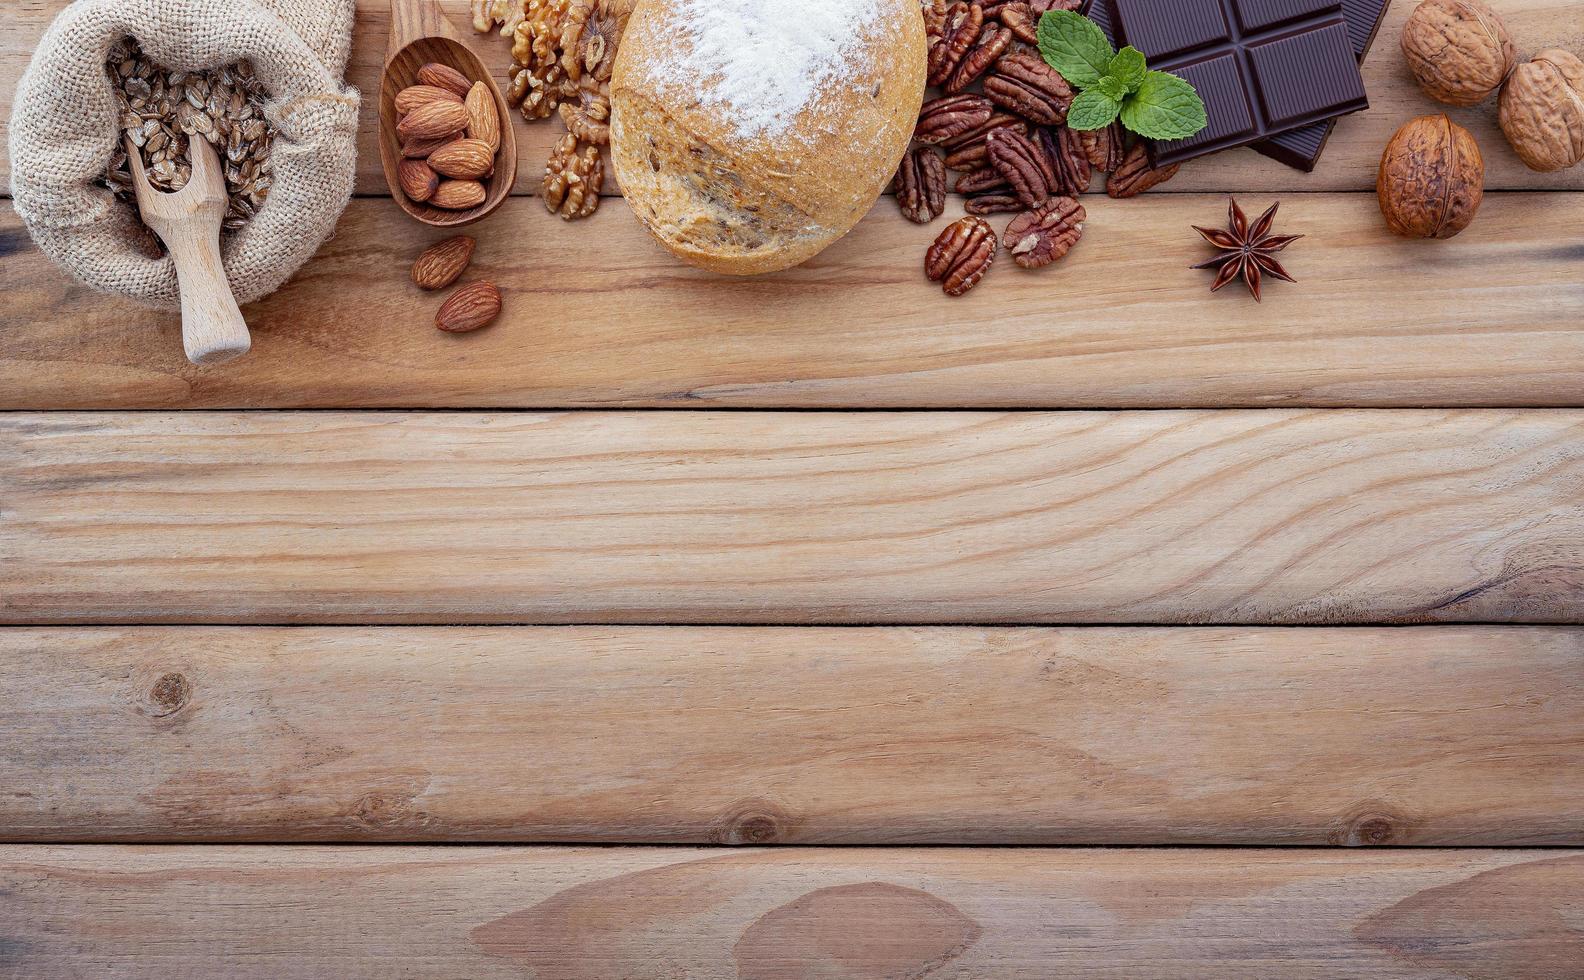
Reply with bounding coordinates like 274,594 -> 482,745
394,63 -> 504,211
102,39 -> 275,234
472,0 -> 635,219
904,0 -> 1181,296
1382,0 -> 1581,238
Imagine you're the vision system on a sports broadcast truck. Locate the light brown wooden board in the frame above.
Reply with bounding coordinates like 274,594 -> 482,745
3,845 -> 1581,977
5,194 -> 1583,409
4,410 -> 1582,625
4,0 -> 1582,195
3,625 -> 1579,844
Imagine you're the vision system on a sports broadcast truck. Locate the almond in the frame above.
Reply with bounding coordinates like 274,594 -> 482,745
398,100 -> 470,141
411,235 -> 476,290
395,84 -> 463,114
435,281 -> 502,333
418,62 -> 473,98
464,82 -> 501,153
429,138 -> 495,180
402,132 -> 462,158
398,159 -> 440,202
431,179 -> 487,210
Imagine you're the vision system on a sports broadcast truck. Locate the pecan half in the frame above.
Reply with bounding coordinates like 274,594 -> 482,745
925,216 -> 998,297
946,26 -> 1013,94
988,127 -> 1058,207
1003,196 -> 1085,268
965,193 -> 1024,215
984,53 -> 1075,126
1041,125 -> 1092,197
927,2 -> 985,87
915,94 -> 995,144
956,166 -> 1011,194
997,0 -> 1081,44
1107,141 -> 1181,198
922,0 -> 949,36
896,146 -> 947,224
941,112 -> 1026,152
941,113 -> 1026,171
1076,120 -> 1125,173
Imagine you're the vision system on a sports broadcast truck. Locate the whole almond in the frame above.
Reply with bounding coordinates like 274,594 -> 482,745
398,100 -> 470,141
464,82 -> 501,152
429,138 -> 495,179
402,132 -> 462,158
431,179 -> 487,210
411,235 -> 476,290
398,159 -> 440,202
418,62 -> 472,98
395,84 -> 463,114
435,281 -> 502,333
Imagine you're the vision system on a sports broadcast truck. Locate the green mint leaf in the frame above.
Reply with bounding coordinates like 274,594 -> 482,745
1066,88 -> 1122,131
1120,70 -> 1208,140
1036,10 -> 1114,89
1096,75 -> 1127,101
1106,46 -> 1148,93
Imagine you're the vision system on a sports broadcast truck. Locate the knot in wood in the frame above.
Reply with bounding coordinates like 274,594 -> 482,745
714,800 -> 796,845
145,672 -> 192,717
1332,804 -> 1411,846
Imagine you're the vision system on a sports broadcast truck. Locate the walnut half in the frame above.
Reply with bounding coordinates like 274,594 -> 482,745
544,132 -> 603,219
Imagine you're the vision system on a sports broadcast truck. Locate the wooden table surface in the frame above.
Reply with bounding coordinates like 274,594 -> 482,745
3,0 -> 1583,976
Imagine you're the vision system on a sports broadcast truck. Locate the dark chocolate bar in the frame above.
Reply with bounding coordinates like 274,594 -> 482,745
1086,0 -> 1390,170
1086,0 -> 1368,167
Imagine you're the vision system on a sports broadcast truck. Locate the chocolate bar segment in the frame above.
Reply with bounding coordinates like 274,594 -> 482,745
1252,0 -> 1392,170
1088,0 -> 1368,167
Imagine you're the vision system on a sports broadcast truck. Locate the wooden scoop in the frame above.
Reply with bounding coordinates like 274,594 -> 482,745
126,135 -> 252,365
378,0 -> 516,227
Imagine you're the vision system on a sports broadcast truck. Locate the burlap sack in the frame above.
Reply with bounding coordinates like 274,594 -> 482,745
8,0 -> 360,308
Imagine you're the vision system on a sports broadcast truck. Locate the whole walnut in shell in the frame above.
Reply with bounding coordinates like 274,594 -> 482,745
1498,49 -> 1584,172
1378,114 -> 1485,239
1400,0 -> 1516,106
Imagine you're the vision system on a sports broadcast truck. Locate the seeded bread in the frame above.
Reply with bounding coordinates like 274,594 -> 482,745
609,0 -> 926,275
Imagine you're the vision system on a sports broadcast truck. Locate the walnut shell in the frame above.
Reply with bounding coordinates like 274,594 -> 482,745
1498,49 -> 1584,172
1377,114 -> 1485,239
1400,0 -> 1516,106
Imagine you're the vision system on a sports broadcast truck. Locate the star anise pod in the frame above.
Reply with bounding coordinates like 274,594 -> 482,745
1191,197 -> 1301,302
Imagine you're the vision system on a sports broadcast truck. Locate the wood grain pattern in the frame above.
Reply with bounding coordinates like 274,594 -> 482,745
5,0 -> 1582,195
2,625 -> 1579,844
5,195 -> 1583,409
2,845 -> 1581,977
4,410 -> 1581,625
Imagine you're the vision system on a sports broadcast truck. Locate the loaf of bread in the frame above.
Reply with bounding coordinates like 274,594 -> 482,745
609,0 -> 926,275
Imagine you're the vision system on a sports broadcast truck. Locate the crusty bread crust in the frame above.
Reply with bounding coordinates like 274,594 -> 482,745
609,0 -> 926,275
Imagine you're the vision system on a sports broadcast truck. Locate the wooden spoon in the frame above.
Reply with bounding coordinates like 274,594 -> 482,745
125,135 -> 252,366
379,0 -> 517,227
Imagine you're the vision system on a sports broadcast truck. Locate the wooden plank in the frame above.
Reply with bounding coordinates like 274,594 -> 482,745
4,0 -> 1581,196
2,845 -> 1580,977
2,626 -> 1579,844
5,195 -> 1583,409
3,410 -> 1581,625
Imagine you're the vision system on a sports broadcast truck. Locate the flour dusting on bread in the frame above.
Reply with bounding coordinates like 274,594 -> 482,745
640,0 -> 885,140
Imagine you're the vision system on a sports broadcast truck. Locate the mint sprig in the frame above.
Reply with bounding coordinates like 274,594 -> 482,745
1036,10 -> 1207,142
